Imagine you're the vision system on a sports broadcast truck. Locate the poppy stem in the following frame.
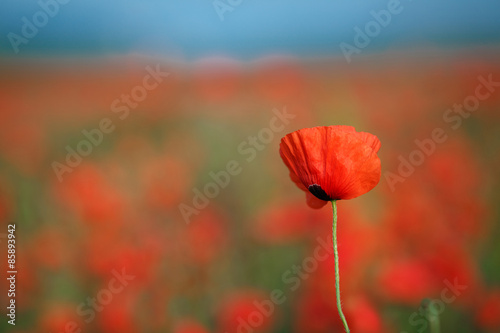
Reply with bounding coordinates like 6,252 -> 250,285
331,200 -> 350,333
422,298 -> 441,333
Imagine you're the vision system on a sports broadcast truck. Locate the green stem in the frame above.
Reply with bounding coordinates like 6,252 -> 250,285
423,299 -> 440,333
429,315 -> 440,333
332,200 -> 350,333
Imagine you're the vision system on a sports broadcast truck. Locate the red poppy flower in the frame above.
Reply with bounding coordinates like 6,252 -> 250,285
376,258 -> 438,305
217,290 -> 275,333
476,290 -> 500,331
279,125 -> 381,208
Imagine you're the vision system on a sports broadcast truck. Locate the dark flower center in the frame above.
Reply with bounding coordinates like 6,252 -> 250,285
308,184 -> 332,201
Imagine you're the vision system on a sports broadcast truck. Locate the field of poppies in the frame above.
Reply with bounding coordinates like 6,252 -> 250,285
1,50 -> 500,333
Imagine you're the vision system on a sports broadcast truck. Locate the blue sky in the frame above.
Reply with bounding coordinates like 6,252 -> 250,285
1,0 -> 499,59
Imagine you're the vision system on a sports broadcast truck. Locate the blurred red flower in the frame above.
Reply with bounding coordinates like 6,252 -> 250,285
217,290 -> 275,333
53,163 -> 126,226
476,290 -> 500,331
98,293 -> 139,333
294,291 -> 383,333
280,125 -> 381,208
376,258 -> 438,305
294,290 -> 340,333
252,200 -> 315,244
346,295 -> 383,333
185,208 -> 228,265
85,235 -> 159,285
426,243 -> 480,304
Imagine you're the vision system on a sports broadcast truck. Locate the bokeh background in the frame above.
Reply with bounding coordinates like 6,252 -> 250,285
1,1 -> 500,332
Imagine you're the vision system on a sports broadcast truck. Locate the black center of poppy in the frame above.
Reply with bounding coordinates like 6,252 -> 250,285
308,184 -> 332,201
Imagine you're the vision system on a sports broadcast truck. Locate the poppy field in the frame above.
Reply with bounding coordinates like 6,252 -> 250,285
1,51 -> 500,333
